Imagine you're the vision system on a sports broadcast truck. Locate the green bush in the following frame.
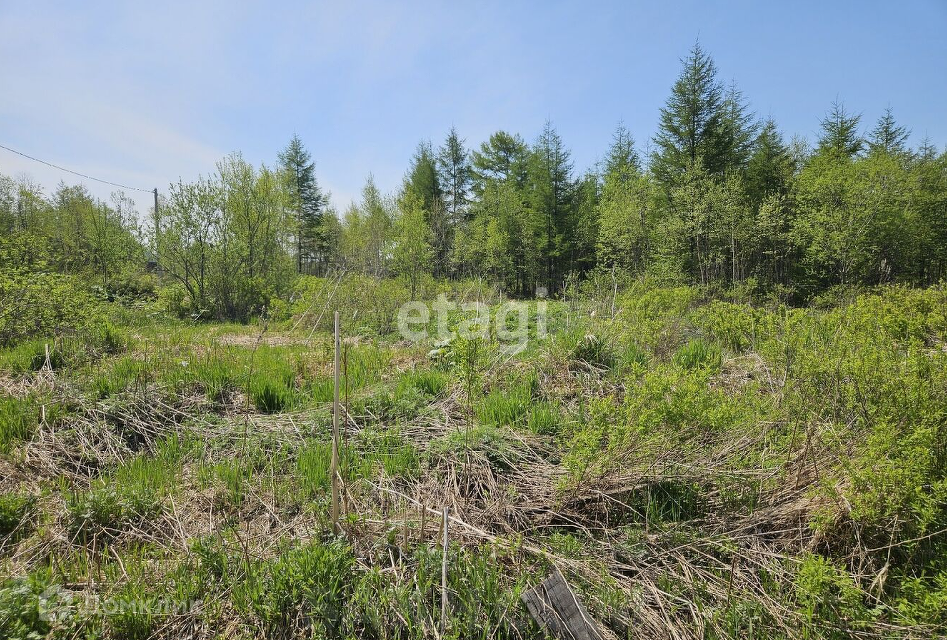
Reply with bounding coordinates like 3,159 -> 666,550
0,271 -> 99,347
795,554 -> 872,636
558,330 -> 615,369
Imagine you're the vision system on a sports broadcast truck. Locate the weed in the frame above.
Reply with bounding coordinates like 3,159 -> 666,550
674,338 -> 722,371
0,492 -> 35,542
0,397 -> 36,454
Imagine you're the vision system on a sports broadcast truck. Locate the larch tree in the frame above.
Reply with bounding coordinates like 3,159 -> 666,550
403,141 -> 447,276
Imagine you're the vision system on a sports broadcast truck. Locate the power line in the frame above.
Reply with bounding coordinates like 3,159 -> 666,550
0,142 -> 153,193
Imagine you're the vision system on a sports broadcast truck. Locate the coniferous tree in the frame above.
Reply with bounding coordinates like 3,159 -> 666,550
597,124 -> 654,271
437,127 -> 472,225
403,141 -> 448,275
868,107 -> 910,157
720,82 -> 759,172
278,135 -> 329,274
652,42 -> 731,190
816,101 -> 864,158
402,141 -> 442,213
470,131 -> 529,198
746,119 -> 794,206
604,123 -> 640,182
529,121 -> 576,291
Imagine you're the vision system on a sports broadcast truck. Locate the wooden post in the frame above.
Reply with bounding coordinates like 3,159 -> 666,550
440,506 -> 449,634
331,311 -> 341,535
419,501 -> 426,544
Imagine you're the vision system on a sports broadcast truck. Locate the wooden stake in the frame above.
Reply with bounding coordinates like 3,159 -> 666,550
331,311 -> 341,535
440,505 -> 449,634
419,501 -> 426,544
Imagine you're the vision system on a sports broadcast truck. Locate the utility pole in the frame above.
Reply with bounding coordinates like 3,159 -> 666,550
153,188 -> 162,274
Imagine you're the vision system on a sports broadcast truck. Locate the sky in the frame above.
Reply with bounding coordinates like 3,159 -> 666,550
1,0 -> 946,215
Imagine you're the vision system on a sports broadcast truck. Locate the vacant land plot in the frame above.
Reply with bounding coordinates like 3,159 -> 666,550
2,280 -> 945,639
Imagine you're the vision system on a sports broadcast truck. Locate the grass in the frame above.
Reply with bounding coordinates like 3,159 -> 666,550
0,284 -> 945,638
0,397 -> 36,454
0,492 -> 35,541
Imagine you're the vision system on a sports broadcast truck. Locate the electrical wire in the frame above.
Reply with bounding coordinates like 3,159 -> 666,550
0,142 -> 153,193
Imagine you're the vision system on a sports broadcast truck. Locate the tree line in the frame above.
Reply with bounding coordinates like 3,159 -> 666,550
2,43 -> 946,319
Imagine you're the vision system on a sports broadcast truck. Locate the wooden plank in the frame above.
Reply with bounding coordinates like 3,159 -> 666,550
522,569 -> 604,640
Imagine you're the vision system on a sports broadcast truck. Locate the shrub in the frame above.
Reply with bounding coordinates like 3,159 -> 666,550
795,554 -> 872,635
560,330 -> 615,369
0,271 -> 99,347
157,283 -> 193,320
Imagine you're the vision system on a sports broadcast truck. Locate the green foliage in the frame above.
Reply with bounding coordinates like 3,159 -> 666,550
558,329 -> 615,369
0,397 -> 37,454
674,338 -> 722,371
475,374 -> 536,428
297,430 -> 419,498
250,373 -> 297,413
66,438 -> 185,540
526,400 -> 562,435
397,368 -> 449,398
795,554 -> 872,635
0,492 -> 35,542
233,540 -> 354,637
0,271 -> 100,347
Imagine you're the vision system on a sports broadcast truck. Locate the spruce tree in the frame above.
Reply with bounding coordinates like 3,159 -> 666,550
652,42 -> 730,189
529,121 -> 576,291
816,101 -> 864,158
868,107 -> 910,156
278,135 -> 328,274
746,119 -> 793,205
437,127 -> 472,225
403,141 -> 446,275
720,82 -> 758,171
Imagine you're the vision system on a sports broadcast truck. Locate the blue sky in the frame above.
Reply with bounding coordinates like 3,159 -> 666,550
1,1 -> 945,214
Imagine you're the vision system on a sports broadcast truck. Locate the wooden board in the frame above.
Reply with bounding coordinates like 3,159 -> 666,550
521,569 -> 604,640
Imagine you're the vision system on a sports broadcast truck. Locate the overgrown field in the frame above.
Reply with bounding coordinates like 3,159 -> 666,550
1,279 -> 946,639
